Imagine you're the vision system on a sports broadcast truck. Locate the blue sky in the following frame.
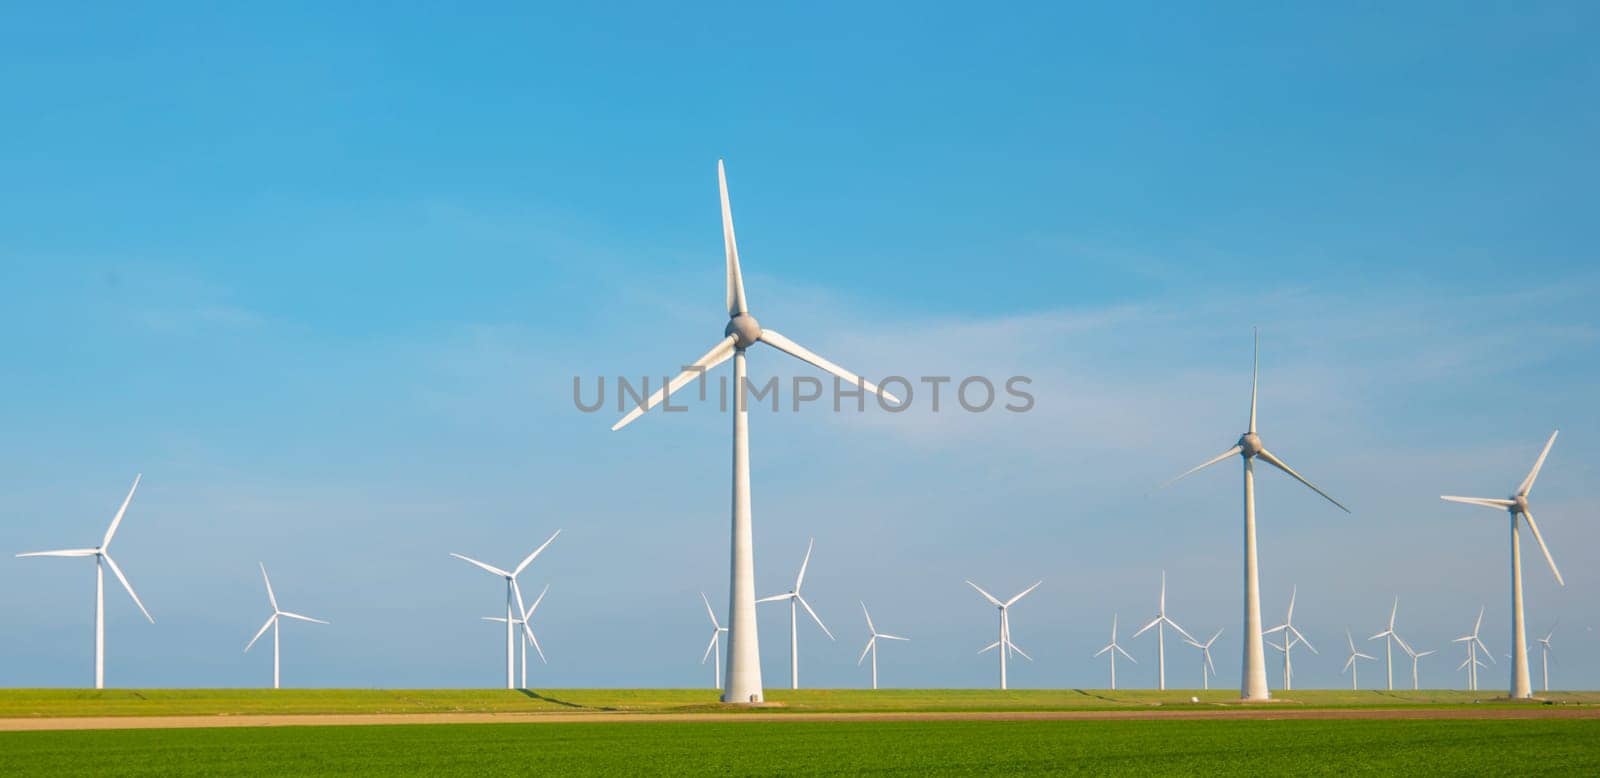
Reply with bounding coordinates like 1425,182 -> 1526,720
1,3 -> 1596,691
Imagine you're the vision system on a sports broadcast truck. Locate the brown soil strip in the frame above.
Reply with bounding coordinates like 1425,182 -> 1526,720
1,706 -> 1596,732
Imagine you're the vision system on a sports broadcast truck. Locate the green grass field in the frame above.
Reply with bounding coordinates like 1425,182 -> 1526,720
1,718 -> 1597,776
2,688 -> 1596,718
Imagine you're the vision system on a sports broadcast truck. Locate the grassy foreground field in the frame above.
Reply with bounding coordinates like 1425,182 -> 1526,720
1,718 -> 1597,776
2,688 -> 1597,718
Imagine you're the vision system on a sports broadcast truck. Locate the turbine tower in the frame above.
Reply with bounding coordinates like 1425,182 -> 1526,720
1262,586 -> 1316,692
484,584 -> 549,689
244,563 -> 329,689
16,475 -> 155,689
1367,598 -> 1406,691
610,161 -> 899,704
857,602 -> 908,690
757,539 -> 834,689
1183,628 -> 1223,690
1092,614 -> 1137,690
699,592 -> 729,689
449,530 -> 559,689
1163,330 -> 1350,701
967,580 -> 1040,690
1452,607 -> 1493,691
1440,430 -> 1566,699
1131,572 -> 1195,691
1536,623 -> 1557,692
1341,629 -> 1376,690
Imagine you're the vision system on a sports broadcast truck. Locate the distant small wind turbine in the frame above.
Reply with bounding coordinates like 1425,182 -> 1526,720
758,539 -> 834,689
1441,430 -> 1566,699
967,580 -> 1041,690
15,475 -> 154,689
1452,607 -> 1494,691
484,584 -> 549,689
1536,622 -> 1557,692
1183,628 -> 1223,690
698,592 -> 729,689
1093,614 -> 1137,690
1267,635 -> 1299,689
1341,629 -> 1377,690
1263,586 -> 1316,691
1398,639 -> 1435,692
450,530 -> 559,689
244,563 -> 329,689
1132,572 -> 1195,690
1368,598 -> 1407,691
857,602 -> 908,690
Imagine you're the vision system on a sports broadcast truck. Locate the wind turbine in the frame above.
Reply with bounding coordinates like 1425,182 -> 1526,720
1262,586 -> 1316,692
1399,639 -> 1435,692
698,592 -> 729,689
757,539 -> 834,689
1162,330 -> 1350,700
1452,607 -> 1494,691
1266,635 -> 1299,689
450,530 -> 559,689
1341,629 -> 1376,690
1367,597 -> 1405,691
1536,622 -> 1557,692
1131,572 -> 1195,690
15,475 -> 154,689
484,584 -> 549,689
244,563 -> 329,689
857,602 -> 908,690
610,161 -> 899,704
1184,628 -> 1223,690
1092,614 -> 1137,690
967,580 -> 1041,690
1441,430 -> 1566,699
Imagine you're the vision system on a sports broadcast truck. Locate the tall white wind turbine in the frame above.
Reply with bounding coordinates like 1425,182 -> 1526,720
857,602 -> 908,690
244,563 -> 329,689
1131,572 -> 1195,691
1440,430 -> 1566,699
699,592 -> 729,689
1184,628 -> 1223,690
1399,640 -> 1435,692
610,161 -> 898,704
484,584 -> 549,689
757,539 -> 834,689
1262,586 -> 1316,692
16,475 -> 154,689
1093,614 -> 1137,691
1163,330 -> 1350,700
1367,598 -> 1407,691
450,530 -> 559,689
968,580 -> 1040,690
1341,629 -> 1376,690
1452,606 -> 1493,691
1536,623 -> 1556,692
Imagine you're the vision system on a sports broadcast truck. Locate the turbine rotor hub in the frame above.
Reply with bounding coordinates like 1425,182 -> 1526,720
725,314 -> 762,348
1512,495 -> 1529,514
1238,432 -> 1263,458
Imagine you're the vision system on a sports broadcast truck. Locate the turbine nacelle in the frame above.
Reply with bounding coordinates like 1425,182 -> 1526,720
1511,495 -> 1529,514
725,314 -> 763,348
1237,432 -> 1263,458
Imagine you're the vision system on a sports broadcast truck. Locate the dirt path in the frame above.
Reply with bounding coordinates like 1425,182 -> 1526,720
2,706 -> 1596,731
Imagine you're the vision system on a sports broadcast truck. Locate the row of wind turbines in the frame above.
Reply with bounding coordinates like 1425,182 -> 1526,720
12,161 -> 1576,700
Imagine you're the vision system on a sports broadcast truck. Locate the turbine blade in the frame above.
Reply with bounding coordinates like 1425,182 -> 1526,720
1164,618 -> 1196,644
449,553 -> 511,579
611,336 -> 739,431
1286,585 -> 1297,622
965,580 -> 1002,607
1290,626 -> 1318,654
1205,647 -> 1217,676
1344,656 -> 1357,672
703,631 -> 719,664
244,614 -> 276,652
1394,633 -> 1414,657
719,159 -> 748,317
101,554 -> 153,623
860,601 -> 875,634
1476,638 -> 1495,662
756,593 -> 792,604
1356,652 -> 1376,660
1263,624 -> 1288,635
1519,509 -> 1564,586
1256,448 -> 1349,512
702,592 -> 720,628
1440,495 -> 1514,509
1160,447 -> 1243,489
798,595 -> 834,640
1093,644 -> 1113,658
880,634 -> 909,641
1116,645 -> 1137,663
513,530 -> 562,577
279,611 -> 329,625
795,538 -> 815,592
523,584 -> 550,620
1132,617 -> 1162,638
858,637 -> 875,666
15,549 -> 98,558
1005,581 -> 1043,607
759,329 -> 900,404
101,474 -> 142,549
1249,327 -> 1259,434
1007,640 -> 1032,661
1518,430 -> 1559,497
259,563 -> 278,612
525,624 -> 547,663
978,641 -> 1000,655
